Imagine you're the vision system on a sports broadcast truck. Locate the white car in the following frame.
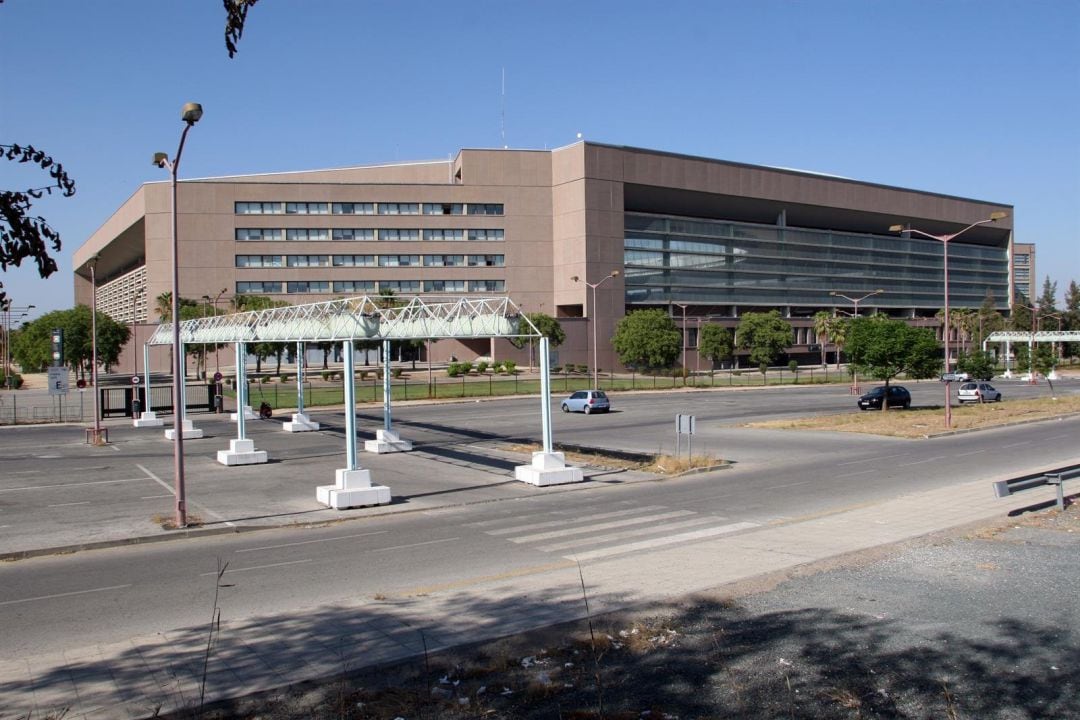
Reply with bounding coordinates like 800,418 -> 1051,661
957,382 -> 1002,403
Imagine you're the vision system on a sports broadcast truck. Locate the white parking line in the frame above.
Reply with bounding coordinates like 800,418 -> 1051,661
138,464 -> 235,527
0,477 -> 154,493
370,537 -> 460,553
836,469 -> 877,478
0,584 -> 132,607
199,559 -> 313,576
47,501 -> 91,508
140,494 -> 175,500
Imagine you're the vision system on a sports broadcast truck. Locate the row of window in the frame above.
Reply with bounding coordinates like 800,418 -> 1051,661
236,254 -> 505,268
235,202 -> 504,216
235,228 -> 505,242
236,280 -> 506,294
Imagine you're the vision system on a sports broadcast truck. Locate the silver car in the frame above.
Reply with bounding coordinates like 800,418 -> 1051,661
957,382 -> 1002,403
560,390 -> 611,414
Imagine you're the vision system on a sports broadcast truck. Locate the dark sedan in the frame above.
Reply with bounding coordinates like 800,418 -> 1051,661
857,385 -> 912,410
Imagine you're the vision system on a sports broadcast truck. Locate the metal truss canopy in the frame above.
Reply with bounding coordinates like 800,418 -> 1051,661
147,295 -> 540,346
985,330 -> 1080,343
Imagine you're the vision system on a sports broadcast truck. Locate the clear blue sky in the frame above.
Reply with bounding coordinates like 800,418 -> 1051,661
2,0 -> 1077,316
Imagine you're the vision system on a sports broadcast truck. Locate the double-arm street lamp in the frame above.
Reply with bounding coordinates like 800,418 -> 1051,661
88,254 -> 106,445
154,101 -> 203,529
829,289 -> 884,393
2,302 -> 34,388
571,270 -> 620,388
674,303 -> 688,376
890,212 -> 1008,428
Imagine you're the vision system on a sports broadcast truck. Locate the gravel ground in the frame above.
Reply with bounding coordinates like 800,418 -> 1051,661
183,503 -> 1080,720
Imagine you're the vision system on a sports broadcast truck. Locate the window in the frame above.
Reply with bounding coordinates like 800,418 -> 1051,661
423,229 -> 464,242
332,254 -> 376,267
235,255 -> 283,268
467,254 -> 504,267
332,202 -> 375,215
286,281 -> 330,293
333,280 -> 377,293
332,228 -> 376,241
286,228 -> 330,241
424,254 -> 465,267
286,255 -> 330,267
235,202 -> 284,215
379,228 -> 420,241
378,280 -> 421,293
469,280 -> 505,292
377,202 -> 419,215
423,203 -> 464,215
467,203 -> 504,215
237,281 -> 283,294
467,228 -> 504,241
236,228 -> 283,241
423,280 -> 467,293
285,202 -> 329,215
379,255 -> 420,267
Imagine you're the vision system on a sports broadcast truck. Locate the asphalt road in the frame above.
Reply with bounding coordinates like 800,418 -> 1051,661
1,377 -> 1077,662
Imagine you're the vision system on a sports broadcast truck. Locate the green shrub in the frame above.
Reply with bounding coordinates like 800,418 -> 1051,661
279,374 -> 290,383
321,371 -> 331,381
552,365 -> 563,374
503,360 -> 517,374
462,362 -> 474,374
0,372 -> 24,389
476,361 -> 489,374
391,367 -> 403,378
447,363 -> 461,378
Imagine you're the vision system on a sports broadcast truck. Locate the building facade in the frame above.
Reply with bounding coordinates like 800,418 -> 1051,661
1010,242 -> 1037,302
74,142 -> 1014,373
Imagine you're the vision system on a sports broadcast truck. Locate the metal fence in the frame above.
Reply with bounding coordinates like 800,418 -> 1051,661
0,383 -> 216,425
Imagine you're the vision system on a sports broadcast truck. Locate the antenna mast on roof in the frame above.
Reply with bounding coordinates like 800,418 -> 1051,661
501,67 -> 507,149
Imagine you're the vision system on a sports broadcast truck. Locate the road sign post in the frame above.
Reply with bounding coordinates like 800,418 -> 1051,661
675,413 -> 696,458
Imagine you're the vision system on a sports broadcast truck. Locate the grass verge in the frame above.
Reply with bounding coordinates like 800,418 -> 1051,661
747,395 -> 1080,438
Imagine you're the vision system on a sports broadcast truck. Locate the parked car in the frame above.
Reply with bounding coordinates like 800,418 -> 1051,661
857,385 -> 912,410
561,389 -> 611,414
957,382 -> 1002,403
940,371 -> 971,382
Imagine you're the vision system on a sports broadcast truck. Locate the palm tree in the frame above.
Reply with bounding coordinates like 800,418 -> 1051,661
829,317 -> 849,369
155,292 -> 173,321
812,311 -> 833,366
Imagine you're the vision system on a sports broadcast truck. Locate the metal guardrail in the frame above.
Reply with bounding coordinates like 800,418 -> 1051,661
994,465 -> 1080,510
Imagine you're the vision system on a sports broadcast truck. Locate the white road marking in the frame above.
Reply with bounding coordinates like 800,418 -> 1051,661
138,464 -> 236,527
513,511 -> 696,543
538,516 -> 717,552
483,506 -> 668,535
139,494 -> 175,500
764,480 -> 813,489
567,522 -> 760,561
47,501 -> 91,507
897,457 -> 943,467
837,453 -> 906,466
836,469 -> 877,478
954,450 -> 982,457
200,559 -> 312,576
0,584 -> 132,607
235,531 -> 389,553
0,477 -> 154,493
110,445 -> 121,452
370,537 -> 460,553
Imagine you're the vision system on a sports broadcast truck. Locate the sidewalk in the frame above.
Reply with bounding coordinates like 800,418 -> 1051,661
0,472 -> 1065,720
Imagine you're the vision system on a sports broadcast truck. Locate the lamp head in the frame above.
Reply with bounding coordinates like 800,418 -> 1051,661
888,224 -> 905,233
829,291 -> 839,296
874,289 -> 884,294
571,275 -> 580,283
989,211 -> 1008,221
181,102 -> 203,125
611,270 -> 620,278
152,152 -> 168,168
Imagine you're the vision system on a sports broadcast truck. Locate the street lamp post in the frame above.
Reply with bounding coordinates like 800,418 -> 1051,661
890,212 -> 1008,428
2,302 -> 34,389
674,303 -> 688,380
571,270 -> 620,388
154,101 -> 203,529
829,289 -> 884,394
212,288 -> 227,376
88,255 -> 106,445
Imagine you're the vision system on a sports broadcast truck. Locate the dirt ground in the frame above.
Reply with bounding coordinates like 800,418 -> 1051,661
172,501 -> 1080,720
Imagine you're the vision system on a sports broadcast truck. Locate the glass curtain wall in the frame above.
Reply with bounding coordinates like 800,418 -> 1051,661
624,213 -> 1008,311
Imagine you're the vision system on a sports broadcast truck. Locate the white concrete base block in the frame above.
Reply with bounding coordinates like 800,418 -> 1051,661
1003,370 -> 1014,378
283,412 -> 320,432
133,411 -> 164,428
216,438 -> 268,466
364,428 -> 413,453
316,468 -> 391,509
164,419 -> 204,440
230,406 -> 258,422
515,451 -> 584,487
1049,369 -> 1059,380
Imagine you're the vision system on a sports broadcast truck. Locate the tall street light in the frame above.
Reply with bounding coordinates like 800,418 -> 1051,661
571,270 -> 620,388
154,101 -> 203,529
3,302 -> 34,388
890,212 -> 1008,428
829,289 -> 884,394
88,254 -> 106,445
211,288 -> 227,376
674,302 -> 688,377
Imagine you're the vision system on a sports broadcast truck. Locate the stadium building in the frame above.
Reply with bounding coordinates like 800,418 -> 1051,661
74,142 -> 1015,373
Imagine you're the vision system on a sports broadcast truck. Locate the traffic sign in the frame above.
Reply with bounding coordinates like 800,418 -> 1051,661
132,375 -> 141,385
49,367 -> 70,396
76,378 -> 86,389
213,372 -> 223,382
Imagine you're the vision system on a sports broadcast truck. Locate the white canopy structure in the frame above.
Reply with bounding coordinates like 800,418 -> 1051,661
136,295 -> 579,510
983,330 -> 1080,379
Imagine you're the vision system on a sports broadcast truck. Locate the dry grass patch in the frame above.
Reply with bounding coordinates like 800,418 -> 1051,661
506,443 -> 725,474
747,395 -> 1080,438
151,512 -> 204,530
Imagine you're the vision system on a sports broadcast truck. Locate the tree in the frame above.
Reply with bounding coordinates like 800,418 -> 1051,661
1032,344 -> 1058,396
1036,276 -> 1058,315
1063,280 -> 1080,359
697,324 -> 733,371
1,144 -> 77,306
845,317 -> 940,410
509,312 -> 566,350
1014,342 -> 1031,377
225,0 -> 262,57
736,311 -> 792,368
956,351 -> 995,381
812,311 -> 833,366
12,306 -> 129,377
611,309 -> 681,370
976,290 -> 1005,348
1010,292 -> 1033,332
155,292 -> 198,322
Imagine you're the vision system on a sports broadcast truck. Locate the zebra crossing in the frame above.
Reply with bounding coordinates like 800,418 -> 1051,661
467,501 -> 759,561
